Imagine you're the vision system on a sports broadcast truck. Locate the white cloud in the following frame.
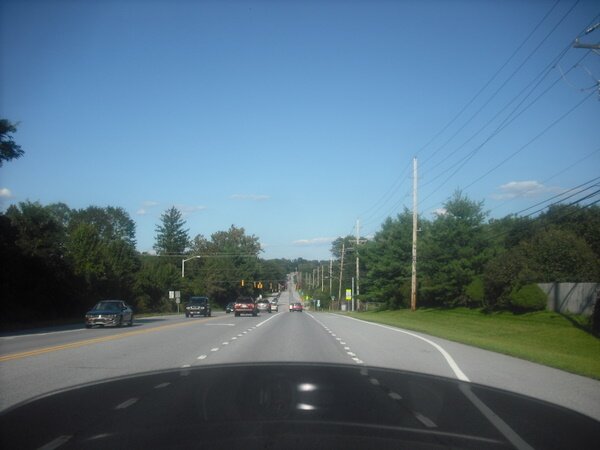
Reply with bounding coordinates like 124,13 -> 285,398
293,237 -> 335,246
177,205 -> 207,215
136,201 -> 160,215
491,180 -> 559,200
230,194 -> 270,201
432,208 -> 447,216
0,188 -> 12,199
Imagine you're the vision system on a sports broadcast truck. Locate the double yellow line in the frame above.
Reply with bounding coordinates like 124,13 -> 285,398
0,319 -> 209,362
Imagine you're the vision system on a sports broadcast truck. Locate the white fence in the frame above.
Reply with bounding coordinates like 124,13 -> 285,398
538,282 -> 600,316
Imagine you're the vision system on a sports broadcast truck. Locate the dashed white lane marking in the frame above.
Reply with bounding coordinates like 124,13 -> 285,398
414,412 -> 437,428
388,392 -> 402,401
154,382 -> 170,389
197,355 -> 208,360
115,398 -> 138,410
334,314 -> 471,382
231,337 -> 238,340
307,313 -> 365,365
38,435 -> 72,450
222,342 -> 229,345
255,313 -> 279,327
369,378 -> 380,386
210,347 -> 219,352
181,364 -> 191,368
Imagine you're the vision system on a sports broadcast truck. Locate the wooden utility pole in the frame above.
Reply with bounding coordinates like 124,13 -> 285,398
411,157 -> 418,311
329,259 -> 333,295
356,219 -> 360,310
338,241 -> 345,310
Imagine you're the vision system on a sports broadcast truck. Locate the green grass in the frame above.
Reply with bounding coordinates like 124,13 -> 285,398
347,308 -> 600,380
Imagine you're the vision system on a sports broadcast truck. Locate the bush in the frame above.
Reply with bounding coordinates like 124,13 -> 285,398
465,276 -> 484,306
509,284 -> 547,312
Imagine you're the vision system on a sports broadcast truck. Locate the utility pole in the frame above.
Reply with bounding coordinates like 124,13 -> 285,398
338,241 -> 345,310
351,276 -> 355,311
329,259 -> 333,296
573,23 -> 600,49
356,219 -> 360,311
411,157 -> 418,311
321,264 -> 324,291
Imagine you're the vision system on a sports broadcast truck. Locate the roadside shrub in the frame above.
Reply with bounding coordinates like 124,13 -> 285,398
509,284 -> 547,312
465,276 -> 484,306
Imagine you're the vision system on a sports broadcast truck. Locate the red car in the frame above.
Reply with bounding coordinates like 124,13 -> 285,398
234,297 -> 257,317
289,302 -> 303,312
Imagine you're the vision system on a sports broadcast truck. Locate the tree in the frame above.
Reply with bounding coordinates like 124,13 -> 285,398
0,119 -> 24,166
134,256 -> 181,312
362,210 -> 415,309
420,191 -> 490,306
188,225 -> 262,304
2,203 -> 76,322
520,227 -> 599,282
65,207 -> 140,301
70,206 -> 136,246
154,207 -> 190,255
5,201 -> 66,260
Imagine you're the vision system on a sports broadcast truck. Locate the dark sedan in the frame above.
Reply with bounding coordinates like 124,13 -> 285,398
85,300 -> 134,328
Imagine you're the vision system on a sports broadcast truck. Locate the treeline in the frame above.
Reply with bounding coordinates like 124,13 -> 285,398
0,202 -> 292,326
300,191 -> 600,312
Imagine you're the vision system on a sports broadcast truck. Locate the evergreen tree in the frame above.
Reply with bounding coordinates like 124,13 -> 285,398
154,207 -> 190,255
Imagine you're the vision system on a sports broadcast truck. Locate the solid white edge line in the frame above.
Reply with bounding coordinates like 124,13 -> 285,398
330,314 -> 470,382
460,384 -> 533,450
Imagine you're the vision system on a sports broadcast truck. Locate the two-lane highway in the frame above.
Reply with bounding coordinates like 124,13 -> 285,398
2,288 -> 600,424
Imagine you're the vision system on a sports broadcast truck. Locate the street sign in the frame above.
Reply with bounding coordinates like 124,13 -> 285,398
169,291 -> 175,299
345,289 -> 352,301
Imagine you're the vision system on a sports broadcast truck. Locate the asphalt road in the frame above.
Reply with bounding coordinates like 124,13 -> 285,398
2,288 -> 599,423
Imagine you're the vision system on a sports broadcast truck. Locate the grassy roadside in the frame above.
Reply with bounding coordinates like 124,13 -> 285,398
346,308 -> 600,380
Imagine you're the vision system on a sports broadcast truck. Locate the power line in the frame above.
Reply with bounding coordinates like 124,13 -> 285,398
419,38 -> 591,193
512,176 -> 600,216
416,0 -> 563,165
419,0 -> 579,170
360,2 -> 567,231
462,90 -> 595,191
488,146 -> 600,214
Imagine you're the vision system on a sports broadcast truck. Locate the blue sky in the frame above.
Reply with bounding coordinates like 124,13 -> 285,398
1,0 -> 599,260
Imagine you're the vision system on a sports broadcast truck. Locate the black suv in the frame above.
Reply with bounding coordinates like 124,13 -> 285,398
185,296 -> 211,317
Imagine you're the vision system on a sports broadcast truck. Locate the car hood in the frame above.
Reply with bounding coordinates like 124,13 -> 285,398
1,363 -> 598,449
86,309 -> 123,315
